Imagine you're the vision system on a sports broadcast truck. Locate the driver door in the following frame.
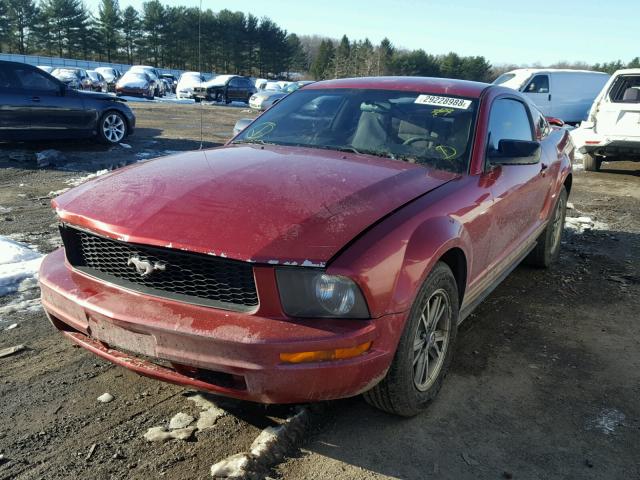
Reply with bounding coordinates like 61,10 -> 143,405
522,74 -> 552,116
14,65 -> 92,139
484,97 -> 553,269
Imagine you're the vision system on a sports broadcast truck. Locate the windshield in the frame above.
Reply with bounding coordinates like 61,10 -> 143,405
493,73 -> 516,85
233,88 -> 477,173
52,69 -> 78,78
122,72 -> 147,81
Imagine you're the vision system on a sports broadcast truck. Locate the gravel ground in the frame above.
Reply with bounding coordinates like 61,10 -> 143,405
1,104 -> 639,480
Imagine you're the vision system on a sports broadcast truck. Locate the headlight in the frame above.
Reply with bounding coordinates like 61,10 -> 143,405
276,269 -> 369,319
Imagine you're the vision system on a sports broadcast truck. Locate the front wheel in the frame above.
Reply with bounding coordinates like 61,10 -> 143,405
526,185 -> 567,268
364,262 -> 459,416
97,111 -> 127,145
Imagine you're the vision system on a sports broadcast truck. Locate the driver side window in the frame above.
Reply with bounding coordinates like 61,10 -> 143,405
487,98 -> 533,153
525,75 -> 549,94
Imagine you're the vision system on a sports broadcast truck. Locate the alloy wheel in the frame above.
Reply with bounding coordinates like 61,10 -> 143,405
413,288 -> 451,391
102,114 -> 125,143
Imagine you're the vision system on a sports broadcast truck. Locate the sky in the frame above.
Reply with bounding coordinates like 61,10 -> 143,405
84,0 -> 638,66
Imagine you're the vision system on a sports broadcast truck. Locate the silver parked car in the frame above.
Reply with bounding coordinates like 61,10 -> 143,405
249,81 -> 314,111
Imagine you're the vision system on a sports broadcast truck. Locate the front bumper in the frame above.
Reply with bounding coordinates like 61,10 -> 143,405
39,248 -> 403,403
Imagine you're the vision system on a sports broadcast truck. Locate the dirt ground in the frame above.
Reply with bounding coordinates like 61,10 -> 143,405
0,102 -> 639,480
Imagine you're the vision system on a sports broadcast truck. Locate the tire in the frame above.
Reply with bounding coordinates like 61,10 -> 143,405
526,185 -> 567,268
97,111 -> 127,145
363,262 -> 459,416
194,97 -> 202,103
583,153 -> 601,172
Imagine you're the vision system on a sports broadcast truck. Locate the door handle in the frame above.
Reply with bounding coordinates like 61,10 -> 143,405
548,94 -> 551,101
31,96 -> 41,102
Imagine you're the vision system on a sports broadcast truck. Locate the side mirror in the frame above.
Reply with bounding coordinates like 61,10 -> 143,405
233,118 -> 253,136
546,116 -> 564,127
488,139 -> 541,165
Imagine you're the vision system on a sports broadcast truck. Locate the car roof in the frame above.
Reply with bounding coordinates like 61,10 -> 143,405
306,76 -> 490,98
610,68 -> 640,76
502,68 -> 608,76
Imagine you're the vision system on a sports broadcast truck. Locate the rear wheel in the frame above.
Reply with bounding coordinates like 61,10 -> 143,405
583,153 -> 601,172
97,111 -> 127,145
364,262 -> 459,416
526,185 -> 567,268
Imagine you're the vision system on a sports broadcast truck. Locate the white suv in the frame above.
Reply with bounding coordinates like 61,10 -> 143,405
577,68 -> 640,171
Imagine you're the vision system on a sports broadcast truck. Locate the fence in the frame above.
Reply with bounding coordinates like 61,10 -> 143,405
0,52 -> 184,77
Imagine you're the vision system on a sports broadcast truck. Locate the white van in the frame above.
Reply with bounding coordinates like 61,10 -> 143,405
575,68 -> 640,171
494,69 -> 610,124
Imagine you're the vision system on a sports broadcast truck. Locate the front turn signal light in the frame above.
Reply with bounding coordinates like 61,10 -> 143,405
280,341 -> 372,364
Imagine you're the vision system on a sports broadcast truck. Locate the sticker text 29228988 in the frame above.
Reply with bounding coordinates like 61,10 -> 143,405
415,95 -> 471,109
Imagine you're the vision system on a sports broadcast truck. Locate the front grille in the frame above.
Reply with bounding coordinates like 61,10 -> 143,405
59,225 -> 259,312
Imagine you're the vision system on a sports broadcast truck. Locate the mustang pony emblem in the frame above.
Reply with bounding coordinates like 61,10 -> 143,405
127,256 -> 166,277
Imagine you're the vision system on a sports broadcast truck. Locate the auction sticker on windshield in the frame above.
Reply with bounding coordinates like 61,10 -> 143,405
415,95 -> 471,109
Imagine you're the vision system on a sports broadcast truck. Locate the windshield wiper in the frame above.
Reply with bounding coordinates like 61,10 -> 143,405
321,145 -> 397,159
232,139 -> 278,146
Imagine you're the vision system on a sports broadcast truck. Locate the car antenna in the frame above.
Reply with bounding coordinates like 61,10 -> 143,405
198,0 -> 204,150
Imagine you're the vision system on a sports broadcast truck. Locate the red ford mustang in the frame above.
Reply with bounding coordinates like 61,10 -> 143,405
39,77 -> 573,416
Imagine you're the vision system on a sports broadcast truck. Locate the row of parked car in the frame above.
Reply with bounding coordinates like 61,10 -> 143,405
38,64 -> 178,99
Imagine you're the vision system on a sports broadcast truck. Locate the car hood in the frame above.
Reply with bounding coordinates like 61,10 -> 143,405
117,78 -> 149,88
255,90 -> 285,100
53,145 -> 458,266
73,90 -> 124,101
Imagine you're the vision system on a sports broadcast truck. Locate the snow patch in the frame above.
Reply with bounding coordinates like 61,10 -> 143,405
588,408 -> 626,435
66,169 -> 110,187
0,237 -> 43,296
565,216 -> 608,234
0,237 -> 43,323
0,206 -> 12,214
48,169 -> 110,197
144,426 -> 196,442
210,407 -> 310,478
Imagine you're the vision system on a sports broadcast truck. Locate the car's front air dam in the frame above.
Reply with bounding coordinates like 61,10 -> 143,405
39,248 -> 405,404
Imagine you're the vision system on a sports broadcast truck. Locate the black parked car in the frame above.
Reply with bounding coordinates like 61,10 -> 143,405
192,74 -> 256,103
0,61 -> 135,145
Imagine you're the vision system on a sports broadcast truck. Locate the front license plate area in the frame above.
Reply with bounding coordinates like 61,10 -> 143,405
88,318 -> 156,357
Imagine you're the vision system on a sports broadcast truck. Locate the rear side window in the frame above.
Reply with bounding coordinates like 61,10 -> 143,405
609,75 -> 640,103
15,67 -> 59,92
0,66 -> 20,90
524,75 -> 549,93
487,98 -> 533,152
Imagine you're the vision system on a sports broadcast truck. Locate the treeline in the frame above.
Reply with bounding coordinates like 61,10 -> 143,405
0,0 -> 493,80
308,36 -> 493,82
0,0 -> 637,80
0,0 -> 308,76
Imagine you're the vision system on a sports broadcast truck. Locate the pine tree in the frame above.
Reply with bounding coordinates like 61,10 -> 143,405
121,5 -> 140,64
6,0 -> 39,54
98,0 -> 120,62
142,0 -> 165,66
333,34 -> 351,78
376,37 -> 394,75
41,0 -> 90,57
285,33 -> 307,75
310,39 -> 334,80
